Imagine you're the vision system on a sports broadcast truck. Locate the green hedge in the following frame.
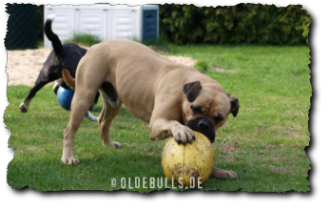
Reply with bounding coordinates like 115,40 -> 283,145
5,4 -> 40,49
159,4 -> 310,45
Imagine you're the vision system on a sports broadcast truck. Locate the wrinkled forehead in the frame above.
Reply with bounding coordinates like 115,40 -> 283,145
193,84 -> 231,113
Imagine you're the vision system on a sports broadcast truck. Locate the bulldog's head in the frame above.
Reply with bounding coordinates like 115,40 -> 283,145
182,81 -> 239,143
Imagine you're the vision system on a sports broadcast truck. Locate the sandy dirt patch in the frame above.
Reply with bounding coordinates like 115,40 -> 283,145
5,47 -> 196,86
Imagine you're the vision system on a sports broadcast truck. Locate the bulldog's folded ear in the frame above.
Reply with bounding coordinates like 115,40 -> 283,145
183,81 -> 201,102
227,93 -> 239,117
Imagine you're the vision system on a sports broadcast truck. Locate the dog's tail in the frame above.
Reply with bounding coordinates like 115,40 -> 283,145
44,15 -> 63,57
62,68 -> 76,90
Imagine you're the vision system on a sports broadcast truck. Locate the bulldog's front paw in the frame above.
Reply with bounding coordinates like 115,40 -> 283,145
171,124 -> 195,144
19,102 -> 28,113
211,167 -> 238,179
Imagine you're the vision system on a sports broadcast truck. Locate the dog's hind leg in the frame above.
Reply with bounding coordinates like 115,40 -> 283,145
211,167 -> 238,179
98,82 -> 122,148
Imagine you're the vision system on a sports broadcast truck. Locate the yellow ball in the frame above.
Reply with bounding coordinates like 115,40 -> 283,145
162,131 -> 214,187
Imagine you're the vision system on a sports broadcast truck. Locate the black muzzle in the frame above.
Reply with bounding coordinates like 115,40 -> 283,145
186,117 -> 215,143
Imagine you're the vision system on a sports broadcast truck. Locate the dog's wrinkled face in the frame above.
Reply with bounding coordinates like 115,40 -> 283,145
182,81 -> 239,142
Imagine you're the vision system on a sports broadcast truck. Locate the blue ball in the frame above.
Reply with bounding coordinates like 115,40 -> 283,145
57,86 -> 74,111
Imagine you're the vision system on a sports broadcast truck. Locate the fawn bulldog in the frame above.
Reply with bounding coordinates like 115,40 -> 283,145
61,40 -> 239,179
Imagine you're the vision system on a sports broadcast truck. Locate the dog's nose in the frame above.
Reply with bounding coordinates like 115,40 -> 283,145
198,120 -> 210,130
186,117 -> 215,143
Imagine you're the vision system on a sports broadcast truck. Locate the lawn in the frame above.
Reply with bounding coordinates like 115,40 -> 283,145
5,44 -> 311,192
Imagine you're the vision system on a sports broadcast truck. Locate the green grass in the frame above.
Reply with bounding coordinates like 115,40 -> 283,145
5,44 -> 311,192
64,32 -> 101,47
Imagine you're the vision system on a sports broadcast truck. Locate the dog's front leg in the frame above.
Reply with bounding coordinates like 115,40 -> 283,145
20,66 -> 60,113
19,80 -> 50,113
149,119 -> 195,144
62,125 -> 79,165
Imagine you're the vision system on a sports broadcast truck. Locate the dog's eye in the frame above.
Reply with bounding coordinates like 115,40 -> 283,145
191,106 -> 202,115
213,115 -> 223,124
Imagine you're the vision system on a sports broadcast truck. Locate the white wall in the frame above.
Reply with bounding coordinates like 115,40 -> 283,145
44,4 -> 158,48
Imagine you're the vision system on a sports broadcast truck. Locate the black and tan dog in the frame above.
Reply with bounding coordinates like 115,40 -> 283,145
19,16 -> 99,120
61,40 -> 239,179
